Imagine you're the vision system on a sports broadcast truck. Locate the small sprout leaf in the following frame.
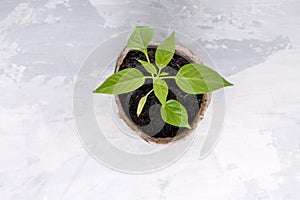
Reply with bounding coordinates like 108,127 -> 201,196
160,100 -> 191,129
93,68 -> 145,94
175,63 -> 233,94
127,26 -> 154,57
155,32 -> 175,70
138,60 -> 157,74
160,72 -> 169,76
153,78 -> 168,106
137,95 -> 147,117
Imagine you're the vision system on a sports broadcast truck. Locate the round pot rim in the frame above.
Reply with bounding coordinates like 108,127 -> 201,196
115,41 -> 212,145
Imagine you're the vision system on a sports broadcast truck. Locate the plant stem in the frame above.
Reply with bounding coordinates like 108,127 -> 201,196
145,52 -> 150,63
145,89 -> 154,98
158,68 -> 162,77
160,76 -> 177,79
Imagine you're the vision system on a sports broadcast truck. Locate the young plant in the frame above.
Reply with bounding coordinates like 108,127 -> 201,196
94,26 -> 233,129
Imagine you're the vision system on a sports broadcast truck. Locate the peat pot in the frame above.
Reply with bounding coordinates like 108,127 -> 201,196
115,42 -> 211,144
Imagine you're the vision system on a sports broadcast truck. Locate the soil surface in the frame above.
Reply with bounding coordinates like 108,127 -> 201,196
118,47 -> 203,138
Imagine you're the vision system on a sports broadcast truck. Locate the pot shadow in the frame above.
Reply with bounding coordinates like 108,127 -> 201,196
197,36 -> 290,76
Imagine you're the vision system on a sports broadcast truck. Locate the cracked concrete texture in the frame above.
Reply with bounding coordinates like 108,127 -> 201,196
0,0 -> 299,199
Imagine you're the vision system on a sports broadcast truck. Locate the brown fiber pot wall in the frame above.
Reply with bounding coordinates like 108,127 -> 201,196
115,41 -> 211,144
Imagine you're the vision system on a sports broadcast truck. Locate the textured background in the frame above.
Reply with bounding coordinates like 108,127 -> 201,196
1,0 -> 300,199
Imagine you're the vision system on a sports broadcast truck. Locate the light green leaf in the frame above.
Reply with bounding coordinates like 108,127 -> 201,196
155,31 -> 175,70
127,26 -> 154,56
160,100 -> 191,129
138,60 -> 157,75
153,78 -> 168,106
160,72 -> 169,76
137,95 -> 147,117
175,63 -> 233,94
93,68 -> 145,94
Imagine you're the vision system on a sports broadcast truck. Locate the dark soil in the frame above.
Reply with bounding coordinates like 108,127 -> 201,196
117,47 -> 203,138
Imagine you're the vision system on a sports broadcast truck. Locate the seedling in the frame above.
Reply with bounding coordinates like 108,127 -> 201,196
94,26 -> 233,129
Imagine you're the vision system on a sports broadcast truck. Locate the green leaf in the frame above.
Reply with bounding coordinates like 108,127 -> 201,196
160,72 -> 169,76
153,78 -> 168,106
175,63 -> 233,94
137,95 -> 147,117
127,26 -> 154,56
155,31 -> 175,70
138,60 -> 157,75
160,100 -> 191,129
93,68 -> 145,94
